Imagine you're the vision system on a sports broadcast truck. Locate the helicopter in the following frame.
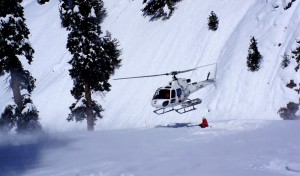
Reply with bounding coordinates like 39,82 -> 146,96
113,63 -> 217,115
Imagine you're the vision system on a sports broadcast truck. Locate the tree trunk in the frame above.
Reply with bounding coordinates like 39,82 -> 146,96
10,68 -> 22,110
85,83 -> 94,131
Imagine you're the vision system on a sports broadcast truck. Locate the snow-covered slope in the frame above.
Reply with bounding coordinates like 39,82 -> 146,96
1,120 -> 300,176
1,0 -> 300,131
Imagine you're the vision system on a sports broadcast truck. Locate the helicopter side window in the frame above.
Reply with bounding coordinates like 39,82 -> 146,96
171,90 -> 176,98
176,88 -> 182,97
170,89 -> 176,103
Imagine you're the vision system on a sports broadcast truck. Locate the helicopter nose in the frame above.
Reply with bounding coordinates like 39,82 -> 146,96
151,99 -> 169,108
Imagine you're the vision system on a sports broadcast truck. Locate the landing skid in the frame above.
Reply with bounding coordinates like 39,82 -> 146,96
153,98 -> 202,115
153,107 -> 175,115
175,98 -> 202,114
175,106 -> 197,114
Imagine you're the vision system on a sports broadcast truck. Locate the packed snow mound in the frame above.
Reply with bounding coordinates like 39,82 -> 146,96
1,0 -> 300,131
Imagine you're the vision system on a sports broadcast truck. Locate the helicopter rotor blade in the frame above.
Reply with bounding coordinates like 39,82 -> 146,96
191,63 -> 217,70
176,63 -> 216,74
113,73 -> 168,80
176,68 -> 197,74
113,63 -> 217,80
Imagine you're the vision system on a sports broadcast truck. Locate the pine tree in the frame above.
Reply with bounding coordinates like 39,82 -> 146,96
208,11 -> 219,31
292,41 -> 300,71
281,53 -> 291,69
37,0 -> 50,5
278,102 -> 300,120
247,37 -> 263,72
0,0 -> 41,133
60,0 -> 121,131
142,0 -> 182,20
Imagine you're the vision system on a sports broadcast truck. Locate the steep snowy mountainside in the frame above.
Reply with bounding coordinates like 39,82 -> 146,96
209,0 -> 300,118
1,0 -> 300,131
101,0 -> 300,129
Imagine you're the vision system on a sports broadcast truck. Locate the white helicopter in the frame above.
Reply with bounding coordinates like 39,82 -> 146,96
114,63 -> 217,115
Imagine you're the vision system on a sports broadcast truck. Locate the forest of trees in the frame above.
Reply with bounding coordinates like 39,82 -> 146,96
0,0 -> 121,132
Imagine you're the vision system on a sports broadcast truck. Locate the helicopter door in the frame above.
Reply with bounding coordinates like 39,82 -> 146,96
176,88 -> 182,103
170,89 -> 176,104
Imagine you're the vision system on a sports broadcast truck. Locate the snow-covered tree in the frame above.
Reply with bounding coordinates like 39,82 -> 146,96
142,0 -> 182,20
208,11 -> 219,31
60,0 -> 121,131
247,36 -> 263,72
0,0 -> 41,133
37,0 -> 50,5
284,0 -> 296,10
278,102 -> 300,120
292,41 -> 300,71
281,53 -> 291,69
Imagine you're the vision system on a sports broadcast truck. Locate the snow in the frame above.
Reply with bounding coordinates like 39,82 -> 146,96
1,120 -> 300,176
21,103 -> 34,114
0,14 -> 13,23
90,7 -> 96,18
1,0 -> 300,175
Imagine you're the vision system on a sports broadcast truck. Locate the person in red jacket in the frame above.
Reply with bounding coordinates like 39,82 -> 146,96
199,116 -> 209,128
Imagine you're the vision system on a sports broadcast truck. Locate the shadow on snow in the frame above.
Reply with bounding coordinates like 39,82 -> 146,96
156,123 -> 199,128
0,134 -> 70,176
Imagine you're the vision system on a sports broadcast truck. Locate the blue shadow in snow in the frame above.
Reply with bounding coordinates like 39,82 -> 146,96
0,134 -> 70,176
156,123 -> 199,128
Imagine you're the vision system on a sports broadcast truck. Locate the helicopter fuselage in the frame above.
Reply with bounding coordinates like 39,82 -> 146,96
151,78 -> 215,109
113,63 -> 217,114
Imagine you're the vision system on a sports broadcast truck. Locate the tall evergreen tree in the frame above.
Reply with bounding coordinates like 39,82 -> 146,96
0,0 -> 41,133
142,0 -> 182,20
208,11 -> 219,31
60,0 -> 121,131
247,36 -> 263,72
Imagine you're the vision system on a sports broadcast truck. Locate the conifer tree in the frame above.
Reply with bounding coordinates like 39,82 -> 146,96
0,0 -> 41,133
37,0 -> 50,5
292,41 -> 300,71
60,0 -> 121,131
278,102 -> 300,120
247,36 -> 263,72
281,53 -> 291,69
208,11 -> 219,31
142,0 -> 182,20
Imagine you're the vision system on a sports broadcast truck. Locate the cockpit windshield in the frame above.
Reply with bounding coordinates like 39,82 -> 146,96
153,89 -> 170,99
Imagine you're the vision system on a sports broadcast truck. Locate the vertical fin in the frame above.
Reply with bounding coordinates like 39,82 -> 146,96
206,72 -> 211,80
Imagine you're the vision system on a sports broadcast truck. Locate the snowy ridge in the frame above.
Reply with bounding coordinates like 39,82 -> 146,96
0,0 -> 300,131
